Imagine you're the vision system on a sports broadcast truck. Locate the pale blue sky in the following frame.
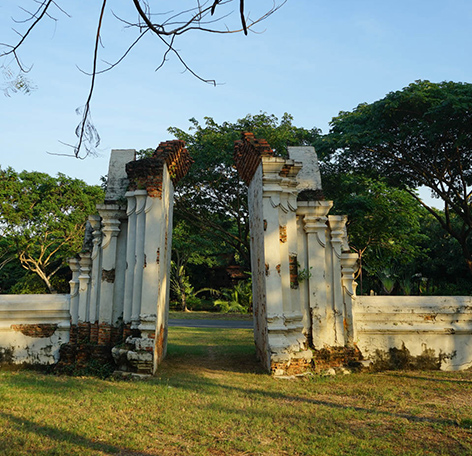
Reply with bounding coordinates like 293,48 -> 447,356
1,0 -> 471,188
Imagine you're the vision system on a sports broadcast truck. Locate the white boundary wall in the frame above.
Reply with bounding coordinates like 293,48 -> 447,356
353,295 -> 472,370
0,294 -> 70,365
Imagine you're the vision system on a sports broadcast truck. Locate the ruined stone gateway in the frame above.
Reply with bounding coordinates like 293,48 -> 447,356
1,135 -> 472,375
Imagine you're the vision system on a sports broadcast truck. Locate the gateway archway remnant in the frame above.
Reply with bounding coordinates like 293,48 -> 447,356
234,133 -> 359,375
66,134 -> 360,376
65,141 -> 192,375
22,133 -> 468,376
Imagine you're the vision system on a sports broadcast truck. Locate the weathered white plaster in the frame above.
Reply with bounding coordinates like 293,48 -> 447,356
68,258 -> 80,326
123,192 -> 137,324
248,164 -> 270,371
0,295 -> 70,365
87,214 -> 102,324
288,146 -> 322,191
297,201 -> 333,347
328,216 -> 348,346
105,149 -> 136,201
96,204 -> 126,328
353,296 -> 472,370
153,164 -> 174,371
131,191 -> 148,329
77,252 -> 92,323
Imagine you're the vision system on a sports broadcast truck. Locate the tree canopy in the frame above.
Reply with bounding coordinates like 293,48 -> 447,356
322,80 -> 472,274
167,113 -> 321,269
0,168 -> 104,292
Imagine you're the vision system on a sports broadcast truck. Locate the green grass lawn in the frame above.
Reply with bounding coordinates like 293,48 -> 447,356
1,327 -> 471,455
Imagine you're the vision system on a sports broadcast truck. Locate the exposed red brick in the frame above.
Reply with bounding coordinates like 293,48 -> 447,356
234,132 -> 274,185
312,346 -> 363,372
155,324 -> 166,364
271,358 -> 312,376
279,225 -> 287,243
69,324 -> 78,345
11,324 -> 57,338
78,322 -> 91,343
98,322 -> 112,346
126,140 -> 193,198
153,140 -> 193,185
289,254 -> 298,289
90,322 -> 99,344
122,323 -> 132,341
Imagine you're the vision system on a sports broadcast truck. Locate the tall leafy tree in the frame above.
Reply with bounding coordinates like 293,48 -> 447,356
323,173 -> 427,295
0,168 -> 104,292
322,81 -> 472,274
168,113 -> 321,270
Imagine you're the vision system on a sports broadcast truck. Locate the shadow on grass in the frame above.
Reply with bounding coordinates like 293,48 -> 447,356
156,370 -> 464,429
0,412 -> 153,456
385,372 -> 472,385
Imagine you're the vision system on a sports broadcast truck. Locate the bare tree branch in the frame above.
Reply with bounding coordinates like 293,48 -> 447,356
1,1 -> 285,158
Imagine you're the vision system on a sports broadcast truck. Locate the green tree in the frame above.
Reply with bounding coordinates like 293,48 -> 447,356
168,113 -> 321,270
0,168 -> 104,293
323,80 -> 472,274
414,211 -> 472,295
323,173 -> 427,295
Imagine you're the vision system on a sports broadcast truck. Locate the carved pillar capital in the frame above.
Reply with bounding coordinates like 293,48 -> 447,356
125,191 -> 137,216
68,257 -> 80,297
133,190 -> 148,216
97,204 -> 125,250
328,215 -> 347,257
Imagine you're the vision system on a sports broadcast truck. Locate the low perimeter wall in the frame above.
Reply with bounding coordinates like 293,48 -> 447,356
0,294 -> 70,366
353,296 -> 472,371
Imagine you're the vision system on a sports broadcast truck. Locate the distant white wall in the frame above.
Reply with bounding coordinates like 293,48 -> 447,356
353,296 -> 472,370
0,294 -> 70,365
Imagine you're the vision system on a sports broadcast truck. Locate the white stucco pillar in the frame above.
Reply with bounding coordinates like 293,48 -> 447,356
299,201 -> 333,347
139,195 -> 161,336
279,163 -> 305,351
154,167 -> 174,371
123,191 -> 137,325
341,252 -> 359,344
77,252 -> 92,323
328,215 -> 348,346
131,191 -> 148,330
68,257 -> 80,326
261,158 -> 286,353
96,204 -> 124,344
87,214 -> 102,327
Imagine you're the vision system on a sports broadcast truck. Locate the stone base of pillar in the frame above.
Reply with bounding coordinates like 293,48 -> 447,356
112,334 -> 154,375
111,314 -> 157,375
122,323 -> 132,341
311,345 -> 363,372
90,322 -> 99,344
69,324 -> 78,346
77,321 -> 91,343
271,350 -> 313,377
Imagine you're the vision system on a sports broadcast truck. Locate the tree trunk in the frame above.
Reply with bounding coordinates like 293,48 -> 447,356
181,291 -> 188,312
